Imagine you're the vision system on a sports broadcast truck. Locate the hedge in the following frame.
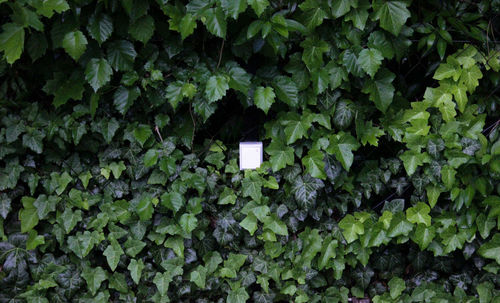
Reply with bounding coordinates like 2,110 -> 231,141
1,0 -> 500,302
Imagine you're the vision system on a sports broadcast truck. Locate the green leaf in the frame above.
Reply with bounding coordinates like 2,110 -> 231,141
331,0 -> 353,18
387,212 -> 413,238
113,86 -> 140,115
124,238 -> 146,257
254,86 -> 276,114
412,223 -> 435,250
326,132 -> 360,171
144,149 -> 159,167
134,124 -> 152,147
301,37 -> 330,70
153,272 -> 172,296
85,58 -> 113,92
218,187 -> 237,205
190,265 -> 207,289
399,150 -> 430,176
107,40 -> 137,71
388,277 -> 405,299
221,0 -> 247,19
82,266 -> 107,296
302,150 -> 326,180
20,199 -> 39,233
136,195 -> 154,221
240,214 -> 258,235
373,0 -> 411,36
226,287 -> 249,303
33,195 -> 59,220
103,236 -> 124,271
358,48 -> 383,78
179,13 -> 197,40
87,13 -> 113,45
426,185 -> 442,208
179,213 -> 198,234
0,23 -> 25,64
27,230 -> 45,250
266,141 -> 294,172
406,202 -> 431,226
33,0 -> 69,18
441,165 -> 456,190
241,173 -> 262,201
248,0 -> 269,17
0,195 -> 11,219
318,237 -> 337,270
128,15 -> 155,43
339,214 -> 364,243
362,68 -> 395,112
205,75 -> 229,102
478,234 -> 500,264
97,118 -> 120,144
67,231 -> 99,258
58,208 -> 82,233
263,214 -> 288,236
203,7 -> 226,38
128,259 -> 144,284
273,76 -> 299,107
62,30 -> 88,61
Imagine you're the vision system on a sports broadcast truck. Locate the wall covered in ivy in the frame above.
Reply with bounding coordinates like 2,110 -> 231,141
1,0 -> 500,302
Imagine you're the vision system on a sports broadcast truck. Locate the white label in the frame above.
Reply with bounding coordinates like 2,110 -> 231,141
239,142 -> 263,170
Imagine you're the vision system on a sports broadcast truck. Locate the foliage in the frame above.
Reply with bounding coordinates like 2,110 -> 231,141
1,0 -> 500,302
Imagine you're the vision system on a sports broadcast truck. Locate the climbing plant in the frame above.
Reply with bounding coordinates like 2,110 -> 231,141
1,0 -> 500,302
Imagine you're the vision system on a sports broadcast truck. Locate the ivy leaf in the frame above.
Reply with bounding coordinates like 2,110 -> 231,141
441,165 -> 456,190
241,173 -> 263,201
179,14 -> 197,40
388,277 -> 405,299
190,265 -> 207,289
240,214 -> 258,235
373,0 -> 411,36
161,192 -> 185,213
362,68 -> 395,112
33,0 -> 69,18
59,208 -> 82,233
33,195 -> 59,220
326,132 -> 360,171
85,58 -> 113,92
136,195 -> 154,221
339,214 -> 364,243
205,75 -> 229,103
358,48 -> 383,78
153,272 -> 172,296
128,259 -> 144,284
263,214 -> 288,236
302,150 -> 326,180
248,0 -> 269,17
301,37 -> 330,70
293,175 -> 324,210
124,238 -> 146,257
67,231 -> 99,258
103,236 -> 124,271
331,0 -> 353,18
266,141 -> 294,172
82,266 -> 107,296
62,30 -> 88,61
412,223 -> 436,250
128,15 -> 155,44
134,124 -> 152,147
107,40 -> 137,71
387,212 -> 413,238
221,0 -> 247,19
273,76 -> 299,107
227,287 -> 250,303
87,13 -> 113,45
218,187 -> 237,205
0,23 -> 25,64
203,8 -> 226,38
20,207 -> 39,233
179,213 -> 198,235
479,234 -> 500,264
113,86 -> 140,115
254,86 -> 276,114
406,202 -> 431,226
0,195 -> 11,219
399,150 -> 430,176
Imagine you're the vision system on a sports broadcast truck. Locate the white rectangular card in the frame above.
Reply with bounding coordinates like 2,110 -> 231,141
239,142 -> 263,170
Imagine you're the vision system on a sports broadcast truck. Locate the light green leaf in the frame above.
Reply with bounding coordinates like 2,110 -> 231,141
254,86 -> 276,114
388,277 -> 405,299
203,7 -> 226,38
248,0 -> 269,17
205,75 -> 229,103
218,187 -> 237,205
221,0 -> 247,19
103,237 -> 124,271
136,195 -> 154,221
406,202 -> 431,226
399,150 -> 430,176
179,14 -> 197,40
179,213 -> 198,234
358,48 -> 383,78
0,23 -> 25,64
190,265 -> 207,289
412,223 -> 435,250
240,214 -> 258,235
85,58 -> 113,92
62,30 -> 88,61
338,214 -> 364,243
27,230 -> 45,250
153,272 -> 172,296
302,149 -> 326,180
266,141 -> 295,172
128,259 -> 144,284
441,165 -> 456,189
263,214 -> 288,236
227,287 -> 250,303
82,266 -> 107,296
124,238 -> 146,257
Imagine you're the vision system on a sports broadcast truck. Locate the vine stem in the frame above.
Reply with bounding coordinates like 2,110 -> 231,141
216,39 -> 225,69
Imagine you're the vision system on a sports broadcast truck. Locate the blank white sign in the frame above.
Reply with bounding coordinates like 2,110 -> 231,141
239,142 -> 263,170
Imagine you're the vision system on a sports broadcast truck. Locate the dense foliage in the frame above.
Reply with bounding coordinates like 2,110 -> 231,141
1,0 -> 500,302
